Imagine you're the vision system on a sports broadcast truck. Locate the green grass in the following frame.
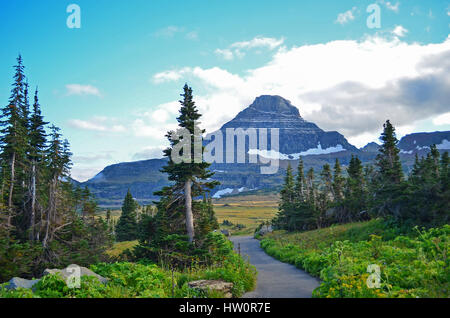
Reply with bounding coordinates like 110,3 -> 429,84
261,220 -> 449,298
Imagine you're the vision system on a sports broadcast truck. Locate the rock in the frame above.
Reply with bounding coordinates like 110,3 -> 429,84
221,229 -> 230,237
258,225 -> 273,236
188,280 -> 233,298
4,277 -> 40,290
43,264 -> 108,285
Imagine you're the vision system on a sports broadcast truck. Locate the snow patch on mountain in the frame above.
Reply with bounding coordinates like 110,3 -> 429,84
212,188 -> 234,198
248,143 -> 345,160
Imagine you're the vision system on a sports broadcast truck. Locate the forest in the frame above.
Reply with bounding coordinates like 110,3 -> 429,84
0,57 -> 256,298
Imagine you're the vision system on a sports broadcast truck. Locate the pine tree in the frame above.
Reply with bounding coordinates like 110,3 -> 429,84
306,168 -> 316,206
274,164 -> 295,230
159,84 -> 218,243
28,88 -> 47,240
344,155 -> 365,221
42,126 -> 72,247
115,190 -> 138,242
315,164 -> 333,228
280,164 -> 295,205
373,120 -> 407,220
376,120 -> 403,184
332,158 -> 344,202
0,55 -> 29,226
320,164 -> 333,198
294,158 -> 306,203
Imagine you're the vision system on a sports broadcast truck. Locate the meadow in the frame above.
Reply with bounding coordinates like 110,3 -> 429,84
100,193 -> 279,238
213,193 -> 279,236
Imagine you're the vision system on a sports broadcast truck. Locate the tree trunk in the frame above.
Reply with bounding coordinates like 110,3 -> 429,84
7,152 -> 16,227
184,179 -> 194,243
43,176 -> 56,248
30,162 -> 36,241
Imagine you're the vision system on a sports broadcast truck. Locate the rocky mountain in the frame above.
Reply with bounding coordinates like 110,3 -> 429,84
215,95 -> 358,159
83,159 -> 171,206
360,142 -> 381,153
78,95 -> 450,206
398,131 -> 450,154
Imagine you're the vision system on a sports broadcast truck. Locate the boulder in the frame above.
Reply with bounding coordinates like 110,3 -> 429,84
220,229 -> 230,237
43,264 -> 108,285
258,225 -> 273,236
188,280 -> 233,298
4,277 -> 40,290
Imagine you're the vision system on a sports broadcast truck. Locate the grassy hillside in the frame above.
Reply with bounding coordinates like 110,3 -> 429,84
260,220 -> 449,298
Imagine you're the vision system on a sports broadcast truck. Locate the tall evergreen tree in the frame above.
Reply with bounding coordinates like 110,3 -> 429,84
115,190 -> 138,242
376,120 -> 403,184
332,158 -> 344,202
159,84 -> 218,243
28,88 -> 47,240
274,164 -> 295,230
0,55 -> 29,227
294,158 -> 306,203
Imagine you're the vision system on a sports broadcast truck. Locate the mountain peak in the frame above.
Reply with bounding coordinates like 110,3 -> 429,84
249,95 -> 300,117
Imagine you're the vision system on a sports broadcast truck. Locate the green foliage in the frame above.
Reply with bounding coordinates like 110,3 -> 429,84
273,120 -> 449,234
132,230 -> 232,269
0,236 -> 257,298
261,221 -> 449,298
115,190 -> 138,242
0,56 -> 113,282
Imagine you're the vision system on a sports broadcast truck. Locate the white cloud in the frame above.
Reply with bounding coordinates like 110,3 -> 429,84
152,35 -> 450,146
433,112 -> 450,125
153,68 -> 191,83
131,100 -> 179,140
215,36 -> 284,60
230,37 -> 285,50
378,1 -> 399,12
65,84 -> 101,97
153,25 -> 182,38
68,117 -> 126,133
185,31 -> 198,40
392,25 -> 408,37
132,146 -> 166,160
335,7 -> 357,25
215,48 -> 234,60
71,166 -> 104,182
385,1 -> 399,12
72,152 -> 113,163
153,26 -> 198,40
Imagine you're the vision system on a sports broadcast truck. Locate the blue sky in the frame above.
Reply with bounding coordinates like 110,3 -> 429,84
0,0 -> 449,181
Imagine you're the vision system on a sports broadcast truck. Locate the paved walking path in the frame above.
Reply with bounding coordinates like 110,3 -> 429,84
231,236 -> 320,298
